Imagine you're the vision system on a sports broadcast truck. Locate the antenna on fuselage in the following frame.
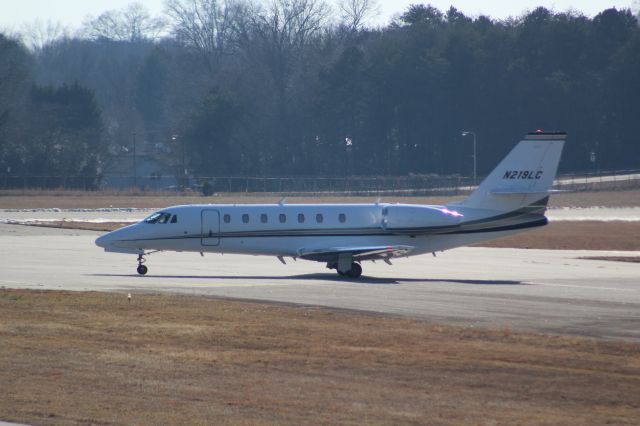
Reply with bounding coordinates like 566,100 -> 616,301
278,197 -> 287,205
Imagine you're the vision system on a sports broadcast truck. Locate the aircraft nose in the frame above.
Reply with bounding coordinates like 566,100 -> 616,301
95,233 -> 113,248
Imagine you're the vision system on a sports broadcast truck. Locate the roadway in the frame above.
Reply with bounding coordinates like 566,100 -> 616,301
1,224 -> 639,341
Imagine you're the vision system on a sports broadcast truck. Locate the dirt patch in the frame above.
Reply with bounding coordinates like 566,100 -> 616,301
1,289 -> 639,425
24,221 -> 131,233
579,256 -> 640,263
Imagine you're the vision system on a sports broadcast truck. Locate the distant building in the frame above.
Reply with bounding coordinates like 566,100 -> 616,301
101,153 -> 176,190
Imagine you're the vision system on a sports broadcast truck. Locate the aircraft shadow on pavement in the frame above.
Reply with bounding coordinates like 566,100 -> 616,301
90,273 -> 523,286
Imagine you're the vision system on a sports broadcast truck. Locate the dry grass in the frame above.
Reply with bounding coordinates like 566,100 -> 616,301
1,289 -> 639,425
548,189 -> 640,207
27,221 -> 132,233
475,221 -> 640,251
2,189 -> 640,209
579,256 -> 640,263
0,192 -> 465,209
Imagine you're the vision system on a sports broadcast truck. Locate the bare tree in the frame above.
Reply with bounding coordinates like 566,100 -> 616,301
0,35 -> 31,177
242,0 -> 331,76
165,0 -> 245,62
82,2 -> 167,42
337,0 -> 379,32
258,0 -> 331,49
234,0 -> 331,170
19,20 -> 71,51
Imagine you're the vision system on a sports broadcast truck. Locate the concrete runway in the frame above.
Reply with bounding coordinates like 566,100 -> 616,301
1,224 -> 639,341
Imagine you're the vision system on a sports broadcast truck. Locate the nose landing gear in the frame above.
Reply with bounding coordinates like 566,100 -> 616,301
135,250 -> 160,275
136,254 -> 148,275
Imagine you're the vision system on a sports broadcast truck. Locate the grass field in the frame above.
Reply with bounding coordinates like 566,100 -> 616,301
1,289 -> 639,425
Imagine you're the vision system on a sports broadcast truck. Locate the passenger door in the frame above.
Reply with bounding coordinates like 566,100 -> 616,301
201,210 -> 220,246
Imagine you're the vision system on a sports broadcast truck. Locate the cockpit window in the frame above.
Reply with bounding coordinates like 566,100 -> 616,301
144,212 -> 172,224
144,212 -> 162,224
170,215 -> 177,224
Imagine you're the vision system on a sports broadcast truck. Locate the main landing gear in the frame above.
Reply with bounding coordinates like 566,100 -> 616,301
329,262 -> 363,278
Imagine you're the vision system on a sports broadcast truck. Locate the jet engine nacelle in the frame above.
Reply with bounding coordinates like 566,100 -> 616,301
382,205 -> 462,231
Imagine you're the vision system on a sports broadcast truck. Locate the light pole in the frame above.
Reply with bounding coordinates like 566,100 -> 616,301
461,131 -> 477,184
172,134 -> 186,189
345,137 -> 353,176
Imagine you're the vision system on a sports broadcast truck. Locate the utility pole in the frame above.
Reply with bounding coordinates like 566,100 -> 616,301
173,134 -> 185,189
132,132 -> 137,189
182,136 -> 186,188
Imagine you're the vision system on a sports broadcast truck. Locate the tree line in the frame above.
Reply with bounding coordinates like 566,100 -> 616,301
1,1 -> 639,188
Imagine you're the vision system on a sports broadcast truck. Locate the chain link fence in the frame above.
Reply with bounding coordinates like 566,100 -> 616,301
552,170 -> 640,192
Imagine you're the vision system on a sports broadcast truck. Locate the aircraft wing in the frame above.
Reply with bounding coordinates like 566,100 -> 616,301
298,245 -> 414,262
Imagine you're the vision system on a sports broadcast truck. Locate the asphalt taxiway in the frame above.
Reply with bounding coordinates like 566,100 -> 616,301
1,224 -> 638,341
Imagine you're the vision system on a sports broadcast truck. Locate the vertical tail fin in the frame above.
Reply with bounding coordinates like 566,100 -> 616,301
458,132 -> 566,212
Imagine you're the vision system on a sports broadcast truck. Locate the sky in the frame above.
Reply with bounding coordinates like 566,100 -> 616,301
0,0 -> 636,31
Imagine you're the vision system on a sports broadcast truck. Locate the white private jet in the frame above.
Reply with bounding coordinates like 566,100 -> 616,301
96,132 -> 565,278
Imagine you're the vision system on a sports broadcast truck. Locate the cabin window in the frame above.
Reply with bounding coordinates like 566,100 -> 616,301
261,214 -> 268,223
316,213 -> 323,223
279,213 -> 286,223
223,214 -> 231,223
242,214 -> 250,223
339,213 -> 346,223
298,213 -> 305,223
170,215 -> 178,224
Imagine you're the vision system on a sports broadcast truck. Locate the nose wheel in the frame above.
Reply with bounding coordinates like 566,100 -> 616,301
136,254 -> 148,275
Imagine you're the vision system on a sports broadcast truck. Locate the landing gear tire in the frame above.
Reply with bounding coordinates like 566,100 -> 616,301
330,261 -> 362,278
136,253 -> 147,275
347,262 -> 362,278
